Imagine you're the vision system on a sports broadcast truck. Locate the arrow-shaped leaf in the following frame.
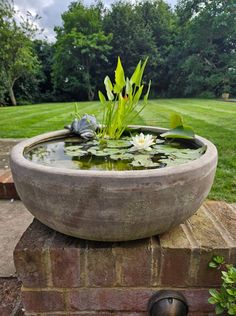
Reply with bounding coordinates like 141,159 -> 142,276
161,125 -> 195,140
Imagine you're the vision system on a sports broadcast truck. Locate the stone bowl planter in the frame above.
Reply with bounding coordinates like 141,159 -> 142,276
10,126 -> 217,241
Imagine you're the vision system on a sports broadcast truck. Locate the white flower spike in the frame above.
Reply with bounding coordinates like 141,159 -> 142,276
130,133 -> 155,151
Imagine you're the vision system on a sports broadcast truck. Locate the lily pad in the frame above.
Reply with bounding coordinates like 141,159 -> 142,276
130,154 -> 159,168
106,139 -> 132,148
160,146 -> 206,167
87,148 -> 108,157
160,157 -> 190,167
65,145 -> 84,151
85,139 -> 99,146
170,146 -> 206,160
65,149 -> 88,157
110,153 -> 134,161
152,145 -> 188,154
103,147 -> 127,155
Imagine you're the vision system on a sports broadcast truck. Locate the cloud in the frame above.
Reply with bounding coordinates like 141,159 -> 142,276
14,0 -> 71,41
14,0 -> 177,41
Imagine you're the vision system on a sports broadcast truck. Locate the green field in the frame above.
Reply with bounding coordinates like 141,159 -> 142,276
1,99 -> 235,202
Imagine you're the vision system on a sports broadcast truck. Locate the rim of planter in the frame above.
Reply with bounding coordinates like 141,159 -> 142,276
10,125 -> 218,178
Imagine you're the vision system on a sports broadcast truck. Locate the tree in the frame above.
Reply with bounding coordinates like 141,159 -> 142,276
103,1 -> 176,97
0,0 -> 40,105
53,2 -> 112,101
135,0 -> 177,95
103,2 -> 158,90
169,0 -> 236,97
32,40 -> 55,102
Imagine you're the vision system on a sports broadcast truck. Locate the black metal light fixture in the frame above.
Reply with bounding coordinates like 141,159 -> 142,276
148,290 -> 189,316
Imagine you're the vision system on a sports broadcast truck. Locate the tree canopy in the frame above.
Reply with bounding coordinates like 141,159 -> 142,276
0,0 -> 235,105
0,0 -> 41,105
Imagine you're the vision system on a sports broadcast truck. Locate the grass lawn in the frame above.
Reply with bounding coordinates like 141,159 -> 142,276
0,98 -> 235,202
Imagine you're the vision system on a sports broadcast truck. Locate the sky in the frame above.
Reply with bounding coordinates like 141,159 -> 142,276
14,0 -> 177,41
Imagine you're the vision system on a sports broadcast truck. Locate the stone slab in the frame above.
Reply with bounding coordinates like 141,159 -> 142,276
0,200 -> 33,277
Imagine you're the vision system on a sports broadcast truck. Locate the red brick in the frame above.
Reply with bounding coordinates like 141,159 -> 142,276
86,241 -> 116,287
0,170 -> 20,199
68,288 -> 153,312
116,313 -> 146,316
0,306 -> 12,316
0,170 -> 19,199
14,220 -> 55,287
229,246 -> 236,265
27,314 -> 67,316
191,247 -> 229,287
22,290 -> 65,312
51,248 -> 80,287
114,238 -> 153,287
3,182 -> 19,199
160,247 -> 192,286
14,247 -> 49,287
188,312 -> 216,316
67,288 -> 216,313
182,289 -> 214,312
159,224 -> 192,286
0,183 -> 5,198
25,312 -> 145,315
50,233 -> 85,288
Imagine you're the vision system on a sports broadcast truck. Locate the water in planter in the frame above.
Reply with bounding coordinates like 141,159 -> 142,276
24,132 -> 205,171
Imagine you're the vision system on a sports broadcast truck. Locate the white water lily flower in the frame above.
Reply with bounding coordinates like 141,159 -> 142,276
130,133 -> 155,151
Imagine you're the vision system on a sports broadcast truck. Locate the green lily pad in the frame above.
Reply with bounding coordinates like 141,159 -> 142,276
65,145 -> 84,151
130,154 -> 159,168
110,153 -> 134,161
159,157 -> 186,167
85,139 -> 99,146
65,149 -> 88,157
87,146 -> 100,152
170,146 -> 206,159
87,146 -> 129,158
106,139 -> 132,148
87,148 -> 108,157
160,146 -> 206,167
103,147 -> 127,155
152,145 -> 188,154
152,145 -> 172,154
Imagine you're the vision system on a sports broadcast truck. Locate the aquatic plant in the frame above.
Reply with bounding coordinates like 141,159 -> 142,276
62,57 -> 201,169
130,133 -> 155,151
98,57 -> 151,140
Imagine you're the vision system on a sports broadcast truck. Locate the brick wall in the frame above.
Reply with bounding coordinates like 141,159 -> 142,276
0,170 -> 19,199
14,201 -> 236,315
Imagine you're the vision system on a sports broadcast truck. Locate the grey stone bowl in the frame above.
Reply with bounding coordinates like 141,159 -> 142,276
10,126 -> 217,241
